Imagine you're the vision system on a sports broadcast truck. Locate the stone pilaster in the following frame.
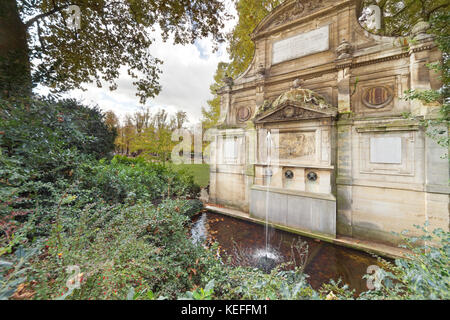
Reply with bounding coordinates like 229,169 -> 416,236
335,39 -> 354,236
409,20 -> 437,116
218,77 -> 233,125
335,39 -> 353,113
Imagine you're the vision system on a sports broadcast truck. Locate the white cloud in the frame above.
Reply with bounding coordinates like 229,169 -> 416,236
61,1 -> 238,125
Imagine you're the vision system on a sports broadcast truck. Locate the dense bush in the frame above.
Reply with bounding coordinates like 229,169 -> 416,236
76,156 -> 200,204
1,96 -> 448,301
0,96 -> 206,300
319,226 -> 450,300
30,199 -> 213,300
358,226 -> 449,300
0,97 -> 116,184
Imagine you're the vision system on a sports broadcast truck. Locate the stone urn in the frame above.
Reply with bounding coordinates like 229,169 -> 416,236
412,19 -> 432,41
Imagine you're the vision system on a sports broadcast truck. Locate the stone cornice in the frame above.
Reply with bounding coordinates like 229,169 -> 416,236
224,43 -> 436,96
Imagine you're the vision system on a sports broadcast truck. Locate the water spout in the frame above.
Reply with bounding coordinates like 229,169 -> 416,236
265,130 -> 272,253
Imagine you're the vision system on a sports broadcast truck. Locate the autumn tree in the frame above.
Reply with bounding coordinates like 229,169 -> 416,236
201,62 -> 228,130
116,115 -> 136,156
0,0 -> 229,101
132,107 -> 152,134
173,111 -> 188,129
227,0 -> 284,77
104,111 -> 120,131
114,108 -> 188,162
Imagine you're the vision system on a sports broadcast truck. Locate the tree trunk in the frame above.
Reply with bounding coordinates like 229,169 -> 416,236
0,0 -> 32,98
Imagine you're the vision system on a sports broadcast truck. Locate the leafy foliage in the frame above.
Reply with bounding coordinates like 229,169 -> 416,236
201,62 -> 228,130
2,0 -> 230,101
359,0 -> 450,36
360,226 -> 449,300
31,199 -> 212,300
227,0 -> 283,77
0,245 -> 40,300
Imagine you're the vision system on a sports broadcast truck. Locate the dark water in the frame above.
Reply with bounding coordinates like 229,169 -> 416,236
192,212 -> 385,293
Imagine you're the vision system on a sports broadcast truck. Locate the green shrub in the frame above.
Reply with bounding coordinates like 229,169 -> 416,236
30,199 -> 214,300
358,226 -> 450,300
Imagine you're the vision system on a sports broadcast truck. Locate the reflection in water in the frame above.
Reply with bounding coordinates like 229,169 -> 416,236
191,212 -> 385,293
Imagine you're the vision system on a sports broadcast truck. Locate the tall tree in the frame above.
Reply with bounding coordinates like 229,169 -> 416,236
174,111 -> 188,129
227,0 -> 284,77
104,110 -> 120,131
0,0 -> 229,101
132,107 -> 152,134
201,62 -> 228,130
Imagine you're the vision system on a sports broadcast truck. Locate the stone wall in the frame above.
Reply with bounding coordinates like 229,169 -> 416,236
211,0 -> 449,246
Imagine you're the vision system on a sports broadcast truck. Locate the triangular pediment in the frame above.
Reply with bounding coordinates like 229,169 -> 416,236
254,102 -> 337,124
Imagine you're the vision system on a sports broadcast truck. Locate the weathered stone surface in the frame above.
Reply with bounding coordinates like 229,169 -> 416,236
250,188 -> 336,237
210,0 -> 449,247
272,25 -> 329,64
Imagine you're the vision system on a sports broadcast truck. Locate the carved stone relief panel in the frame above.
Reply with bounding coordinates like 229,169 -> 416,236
277,131 -> 316,161
257,105 -> 331,123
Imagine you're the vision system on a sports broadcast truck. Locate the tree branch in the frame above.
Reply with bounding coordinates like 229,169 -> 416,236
391,1 -> 415,18
24,4 -> 72,28
427,3 -> 450,20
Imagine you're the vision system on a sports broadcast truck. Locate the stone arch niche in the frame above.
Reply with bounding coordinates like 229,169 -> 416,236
250,87 -> 337,237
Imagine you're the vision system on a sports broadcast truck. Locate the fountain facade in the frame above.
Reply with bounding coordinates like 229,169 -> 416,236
208,0 -> 449,246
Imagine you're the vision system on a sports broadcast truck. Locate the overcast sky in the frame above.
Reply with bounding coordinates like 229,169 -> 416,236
65,2 -> 237,126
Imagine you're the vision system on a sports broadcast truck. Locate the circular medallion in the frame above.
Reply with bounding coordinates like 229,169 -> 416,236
237,106 -> 251,122
283,106 -> 295,118
363,87 -> 393,109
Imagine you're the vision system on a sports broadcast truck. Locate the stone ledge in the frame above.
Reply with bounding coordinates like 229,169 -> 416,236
205,204 -> 410,260
251,185 -> 336,201
254,163 -> 335,170
425,184 -> 450,195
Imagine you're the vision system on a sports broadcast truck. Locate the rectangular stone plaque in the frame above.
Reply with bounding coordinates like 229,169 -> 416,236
272,25 -> 329,64
370,137 -> 402,164
224,138 -> 237,161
